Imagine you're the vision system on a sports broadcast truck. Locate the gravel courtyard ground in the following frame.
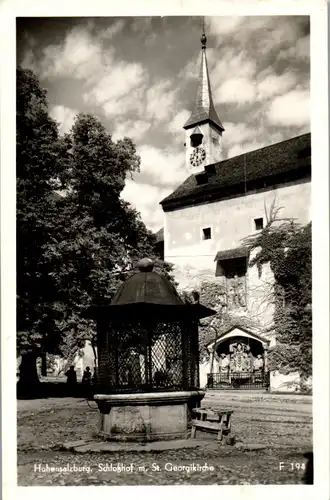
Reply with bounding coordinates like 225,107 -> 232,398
17,389 -> 313,486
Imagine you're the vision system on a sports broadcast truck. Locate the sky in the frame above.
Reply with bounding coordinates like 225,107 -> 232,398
16,16 -> 310,233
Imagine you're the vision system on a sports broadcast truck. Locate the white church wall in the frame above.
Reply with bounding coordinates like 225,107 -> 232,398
164,179 -> 311,324
165,180 -> 310,260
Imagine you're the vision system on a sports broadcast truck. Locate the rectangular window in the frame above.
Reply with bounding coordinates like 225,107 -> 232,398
202,227 -> 212,240
254,217 -> 264,231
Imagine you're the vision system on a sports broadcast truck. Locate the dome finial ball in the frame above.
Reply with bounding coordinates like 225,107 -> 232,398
137,258 -> 154,272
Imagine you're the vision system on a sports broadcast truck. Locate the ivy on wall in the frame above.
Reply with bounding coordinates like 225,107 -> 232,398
243,209 -> 312,382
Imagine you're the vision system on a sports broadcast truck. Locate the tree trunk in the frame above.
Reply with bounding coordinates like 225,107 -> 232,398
41,352 -> 47,376
17,350 -> 40,397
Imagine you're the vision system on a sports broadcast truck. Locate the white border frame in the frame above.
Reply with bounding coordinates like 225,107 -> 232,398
1,2 -> 329,500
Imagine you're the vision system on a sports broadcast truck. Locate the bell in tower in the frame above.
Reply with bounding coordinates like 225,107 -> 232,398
190,126 -> 204,148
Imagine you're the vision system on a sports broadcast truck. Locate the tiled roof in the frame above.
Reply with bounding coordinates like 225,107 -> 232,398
199,312 -> 262,350
214,247 -> 250,261
161,133 -> 311,211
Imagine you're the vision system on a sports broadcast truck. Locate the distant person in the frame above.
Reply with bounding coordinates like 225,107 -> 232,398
82,366 -> 92,386
65,366 -> 77,387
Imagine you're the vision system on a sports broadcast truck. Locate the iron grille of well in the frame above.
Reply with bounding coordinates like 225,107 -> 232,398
97,319 -> 200,393
207,371 -> 270,390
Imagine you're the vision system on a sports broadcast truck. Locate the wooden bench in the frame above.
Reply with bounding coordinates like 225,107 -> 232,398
191,408 -> 233,441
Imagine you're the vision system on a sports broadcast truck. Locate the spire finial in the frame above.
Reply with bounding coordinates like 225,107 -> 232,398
201,17 -> 207,49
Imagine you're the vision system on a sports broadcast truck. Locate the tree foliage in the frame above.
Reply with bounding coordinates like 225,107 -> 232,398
17,68 -> 173,380
17,67 -> 68,356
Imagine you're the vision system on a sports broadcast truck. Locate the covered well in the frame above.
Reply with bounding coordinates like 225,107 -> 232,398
87,258 -> 216,441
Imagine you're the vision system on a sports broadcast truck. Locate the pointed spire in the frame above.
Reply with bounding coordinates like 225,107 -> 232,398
184,24 -> 224,132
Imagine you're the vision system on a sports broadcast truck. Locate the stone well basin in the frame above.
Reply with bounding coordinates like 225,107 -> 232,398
94,390 -> 205,442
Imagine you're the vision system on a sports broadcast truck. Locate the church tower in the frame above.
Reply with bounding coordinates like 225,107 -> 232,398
184,29 -> 224,173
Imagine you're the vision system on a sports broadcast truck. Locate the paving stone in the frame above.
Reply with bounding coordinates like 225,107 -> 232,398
70,438 -> 219,453
61,439 -> 94,450
239,444 -> 268,450
234,442 -> 311,452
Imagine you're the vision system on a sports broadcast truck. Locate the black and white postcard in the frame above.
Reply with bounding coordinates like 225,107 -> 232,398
1,0 -> 329,499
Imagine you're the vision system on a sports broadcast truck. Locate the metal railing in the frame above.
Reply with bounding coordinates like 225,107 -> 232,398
207,370 -> 270,390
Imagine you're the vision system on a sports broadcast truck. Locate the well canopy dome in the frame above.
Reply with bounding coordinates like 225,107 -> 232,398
87,258 -> 215,321
111,258 -> 183,307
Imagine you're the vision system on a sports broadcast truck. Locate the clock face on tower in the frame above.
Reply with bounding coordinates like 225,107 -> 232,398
190,147 -> 206,167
